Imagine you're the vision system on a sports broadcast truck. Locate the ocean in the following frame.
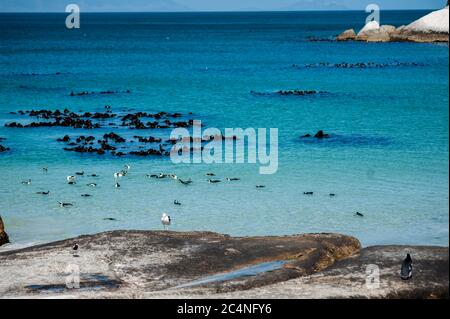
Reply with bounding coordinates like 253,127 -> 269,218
0,11 -> 448,248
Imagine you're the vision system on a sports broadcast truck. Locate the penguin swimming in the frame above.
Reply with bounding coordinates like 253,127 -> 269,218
208,179 -> 221,184
87,183 -> 97,187
226,178 -> 240,181
75,171 -> 84,176
174,200 -> 181,206
400,253 -> 413,280
36,191 -> 50,195
256,185 -> 266,188
59,202 -> 73,208
355,212 -> 364,217
21,179 -> 31,185
206,173 -> 215,176
179,178 -> 192,185
303,192 -> 313,195
81,194 -> 92,197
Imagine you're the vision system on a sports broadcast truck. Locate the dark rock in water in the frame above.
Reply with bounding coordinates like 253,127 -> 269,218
134,136 -> 162,143
300,131 -> 330,139
0,145 -> 10,153
251,89 -> 327,97
0,216 -> 10,246
70,90 -> 131,97
278,90 -> 318,96
103,132 -> 126,143
314,130 -> 330,139
57,135 -> 71,142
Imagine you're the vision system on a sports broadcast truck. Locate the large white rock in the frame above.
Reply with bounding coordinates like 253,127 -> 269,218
405,7 -> 449,34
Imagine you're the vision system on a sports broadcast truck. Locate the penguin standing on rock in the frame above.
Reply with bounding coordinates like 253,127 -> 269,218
400,253 -> 413,280
72,244 -> 79,257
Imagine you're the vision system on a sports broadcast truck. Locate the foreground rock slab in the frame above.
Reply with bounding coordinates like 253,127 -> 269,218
162,245 -> 448,299
0,230 -> 360,298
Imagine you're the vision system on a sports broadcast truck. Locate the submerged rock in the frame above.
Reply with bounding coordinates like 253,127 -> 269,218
0,145 -> 10,153
0,230 -> 360,298
0,216 -> 9,246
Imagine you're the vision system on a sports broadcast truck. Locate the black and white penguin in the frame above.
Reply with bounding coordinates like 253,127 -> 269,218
400,253 -> 413,280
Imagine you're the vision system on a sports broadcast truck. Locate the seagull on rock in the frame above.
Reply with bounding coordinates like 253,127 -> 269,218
161,213 -> 171,230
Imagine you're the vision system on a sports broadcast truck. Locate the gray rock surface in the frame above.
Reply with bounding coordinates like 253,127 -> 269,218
0,230 -> 360,298
0,231 -> 447,299
176,245 -> 448,299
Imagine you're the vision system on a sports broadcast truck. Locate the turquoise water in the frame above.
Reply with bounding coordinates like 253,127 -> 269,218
0,11 -> 448,248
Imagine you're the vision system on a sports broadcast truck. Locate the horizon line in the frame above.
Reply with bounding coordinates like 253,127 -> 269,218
0,8 -> 438,14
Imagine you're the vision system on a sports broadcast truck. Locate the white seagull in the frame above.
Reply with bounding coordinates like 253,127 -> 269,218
67,175 -> 76,182
161,213 -> 171,230
113,172 -> 124,179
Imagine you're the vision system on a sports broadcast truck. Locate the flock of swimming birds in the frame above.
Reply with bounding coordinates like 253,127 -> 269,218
20,164 -> 288,230
22,166 -> 418,281
20,165 -> 367,234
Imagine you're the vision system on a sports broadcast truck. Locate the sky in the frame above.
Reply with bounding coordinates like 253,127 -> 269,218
0,0 -> 446,12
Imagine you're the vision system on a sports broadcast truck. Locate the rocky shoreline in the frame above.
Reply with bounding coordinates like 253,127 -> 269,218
337,6 -> 449,43
0,230 -> 447,299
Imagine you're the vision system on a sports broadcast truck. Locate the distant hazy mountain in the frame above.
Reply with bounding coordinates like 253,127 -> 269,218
0,0 -> 190,12
281,0 -> 348,11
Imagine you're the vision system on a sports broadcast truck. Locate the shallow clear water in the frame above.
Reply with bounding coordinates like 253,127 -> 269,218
0,11 -> 448,248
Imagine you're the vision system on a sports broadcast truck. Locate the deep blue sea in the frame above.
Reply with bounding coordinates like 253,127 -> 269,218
0,11 -> 448,248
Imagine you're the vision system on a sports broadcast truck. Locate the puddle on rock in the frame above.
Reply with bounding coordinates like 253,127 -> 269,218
25,274 -> 121,294
175,260 -> 287,289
